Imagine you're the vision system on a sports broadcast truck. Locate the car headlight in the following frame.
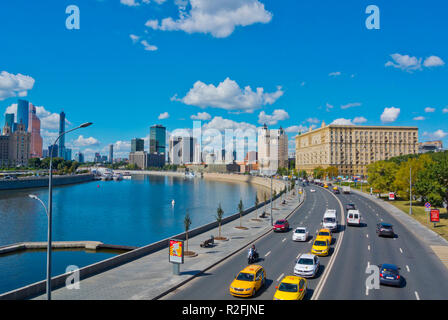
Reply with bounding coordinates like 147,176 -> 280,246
245,288 -> 252,291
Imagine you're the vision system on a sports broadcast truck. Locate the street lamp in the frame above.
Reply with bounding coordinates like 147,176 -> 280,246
40,122 -> 92,300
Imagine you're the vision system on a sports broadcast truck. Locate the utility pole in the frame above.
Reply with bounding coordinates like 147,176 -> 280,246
409,166 -> 412,215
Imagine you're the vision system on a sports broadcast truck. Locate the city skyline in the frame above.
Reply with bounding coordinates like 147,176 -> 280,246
1,1 -> 447,161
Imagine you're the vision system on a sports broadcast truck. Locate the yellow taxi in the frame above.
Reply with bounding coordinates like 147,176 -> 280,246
323,184 -> 329,188
316,228 -> 332,245
229,265 -> 266,298
311,237 -> 330,256
273,276 -> 307,300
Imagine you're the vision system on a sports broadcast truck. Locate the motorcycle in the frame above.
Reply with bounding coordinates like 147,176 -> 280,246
247,249 -> 259,264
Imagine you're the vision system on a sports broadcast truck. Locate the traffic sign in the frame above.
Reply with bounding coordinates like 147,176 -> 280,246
425,202 -> 431,208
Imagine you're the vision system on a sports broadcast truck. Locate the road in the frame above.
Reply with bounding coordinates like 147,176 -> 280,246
163,184 -> 448,300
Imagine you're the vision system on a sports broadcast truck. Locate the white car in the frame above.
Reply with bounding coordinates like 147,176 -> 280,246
347,209 -> 361,226
294,253 -> 320,278
310,189 -> 316,193
292,227 -> 309,242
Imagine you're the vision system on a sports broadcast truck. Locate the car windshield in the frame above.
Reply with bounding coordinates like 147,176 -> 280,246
381,225 -> 392,229
381,268 -> 397,274
314,241 -> 326,246
323,218 -> 335,223
295,229 -> 305,233
275,221 -> 285,225
297,258 -> 314,265
278,283 -> 298,293
236,272 -> 254,281
319,232 -> 330,236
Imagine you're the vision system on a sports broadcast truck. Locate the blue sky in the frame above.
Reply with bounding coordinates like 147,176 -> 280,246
1,0 -> 447,160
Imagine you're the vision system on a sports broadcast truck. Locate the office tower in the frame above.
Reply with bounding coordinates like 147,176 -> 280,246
94,152 -> 101,163
109,144 -> 114,163
5,113 -> 14,131
17,99 -> 29,131
295,122 -> 419,177
48,144 -> 58,158
42,149 -> 49,158
28,103 -> 43,158
131,138 -> 144,152
9,122 -> 31,166
149,125 -> 166,167
75,152 -> 84,163
0,123 -> 11,167
169,136 -> 195,165
64,148 -> 72,161
58,111 -> 66,157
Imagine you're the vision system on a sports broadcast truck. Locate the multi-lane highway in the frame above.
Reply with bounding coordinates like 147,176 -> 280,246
163,184 -> 448,300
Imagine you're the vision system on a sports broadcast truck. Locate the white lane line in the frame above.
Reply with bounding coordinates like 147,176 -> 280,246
399,248 -> 403,254
406,265 -> 410,272
282,238 -> 286,243
368,245 -> 370,251
277,273 -> 284,282
366,234 -> 369,238
415,291 -> 420,300
365,287 -> 369,296
265,251 -> 271,257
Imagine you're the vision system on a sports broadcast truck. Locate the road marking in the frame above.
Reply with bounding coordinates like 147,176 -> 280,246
406,265 -> 410,272
415,291 -> 420,300
366,234 -> 369,238
282,238 -> 286,242
365,287 -> 369,296
277,273 -> 284,282
399,248 -> 403,254
368,245 -> 370,251
265,251 -> 271,257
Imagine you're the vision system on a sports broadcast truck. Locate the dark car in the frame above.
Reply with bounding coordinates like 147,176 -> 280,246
345,203 -> 356,211
379,264 -> 402,287
376,223 -> 395,238
273,219 -> 289,232
333,188 -> 340,194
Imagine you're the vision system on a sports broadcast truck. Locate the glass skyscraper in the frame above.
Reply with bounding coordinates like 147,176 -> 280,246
17,99 -> 29,131
131,138 -> 144,152
150,125 -> 166,155
5,113 -> 14,130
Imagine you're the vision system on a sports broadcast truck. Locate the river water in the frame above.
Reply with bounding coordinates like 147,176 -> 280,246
0,175 -> 267,294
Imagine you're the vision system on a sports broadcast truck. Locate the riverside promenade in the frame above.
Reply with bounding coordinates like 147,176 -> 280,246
31,189 -> 304,300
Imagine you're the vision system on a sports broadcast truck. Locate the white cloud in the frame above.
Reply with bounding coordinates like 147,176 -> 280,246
423,130 -> 448,140
141,40 -> 158,51
385,54 -> 422,72
331,118 -> 354,125
257,109 -> 289,125
158,112 -> 170,119
130,34 -> 140,43
425,107 -> 435,113
341,102 -> 362,110
285,125 -> 308,133
306,117 -> 319,124
73,135 -> 100,147
0,71 -> 35,101
423,56 -> 445,67
325,103 -> 334,112
202,116 -> 256,132
190,112 -> 211,120
174,77 -> 283,113
413,116 -> 425,121
380,107 -> 400,123
328,72 -> 341,77
121,0 -> 140,6
145,0 -> 273,38
443,107 -> 448,114
352,116 -> 367,124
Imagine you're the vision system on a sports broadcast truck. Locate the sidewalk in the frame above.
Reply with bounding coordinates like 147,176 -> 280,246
33,190 -> 304,300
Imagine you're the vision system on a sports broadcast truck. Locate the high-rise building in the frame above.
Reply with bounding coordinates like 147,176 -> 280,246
257,124 -> 288,174
0,123 -> 11,167
64,148 -> 72,161
17,99 -> 29,131
5,113 -> 14,131
109,144 -> 114,163
131,138 -> 144,152
9,122 -> 31,166
75,152 -> 84,163
149,124 -> 166,167
295,123 -> 419,177
169,136 -> 195,165
58,111 -> 66,158
48,144 -> 58,158
28,103 -> 43,158
129,151 -> 148,169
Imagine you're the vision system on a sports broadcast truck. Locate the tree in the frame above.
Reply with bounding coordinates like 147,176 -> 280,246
367,160 -> 399,194
216,204 -> 224,238
394,155 -> 428,199
313,166 -> 325,179
238,199 -> 244,227
184,211 -> 192,253
255,194 -> 259,217
325,166 -> 339,179
414,152 -> 447,207
28,158 -> 41,169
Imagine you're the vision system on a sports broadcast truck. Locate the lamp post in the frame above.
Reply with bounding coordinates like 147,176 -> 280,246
270,173 -> 273,226
409,166 -> 412,215
40,122 -> 92,300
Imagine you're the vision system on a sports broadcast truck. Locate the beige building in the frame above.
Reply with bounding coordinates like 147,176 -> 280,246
258,124 -> 288,174
295,122 -> 418,177
129,151 -> 148,169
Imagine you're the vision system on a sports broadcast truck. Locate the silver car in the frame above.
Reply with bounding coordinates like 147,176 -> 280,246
294,253 -> 320,278
292,227 -> 309,242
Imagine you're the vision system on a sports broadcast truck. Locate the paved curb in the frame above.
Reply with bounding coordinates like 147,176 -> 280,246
153,192 -> 306,300
352,189 -> 448,247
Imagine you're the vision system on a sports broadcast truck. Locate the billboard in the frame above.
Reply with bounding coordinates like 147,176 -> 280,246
430,209 -> 440,223
169,239 -> 184,264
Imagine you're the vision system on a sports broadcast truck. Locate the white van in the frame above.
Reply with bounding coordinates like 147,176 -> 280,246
322,209 -> 338,231
347,210 -> 361,226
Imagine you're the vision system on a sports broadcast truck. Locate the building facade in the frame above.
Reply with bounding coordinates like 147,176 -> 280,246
58,111 -> 66,158
295,123 -> 419,177
131,138 -> 144,153
9,122 -> 31,166
129,151 -> 148,169
109,144 -> 114,163
28,103 -> 43,158
257,124 -> 288,174
149,124 -> 166,167
17,99 -> 29,131
419,140 -> 443,153
169,136 -> 195,165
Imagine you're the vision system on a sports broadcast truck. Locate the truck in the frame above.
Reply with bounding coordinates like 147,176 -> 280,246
343,186 -> 351,194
